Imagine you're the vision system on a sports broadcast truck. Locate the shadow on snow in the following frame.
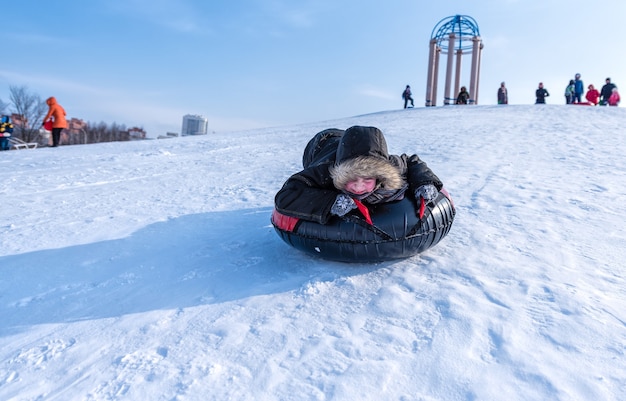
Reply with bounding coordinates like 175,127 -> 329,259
0,208 -> 385,334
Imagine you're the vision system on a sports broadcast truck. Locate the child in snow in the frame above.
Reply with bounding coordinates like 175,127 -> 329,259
456,87 -> 470,104
564,80 -> 575,104
585,84 -> 600,105
0,115 -> 13,151
274,126 -> 442,225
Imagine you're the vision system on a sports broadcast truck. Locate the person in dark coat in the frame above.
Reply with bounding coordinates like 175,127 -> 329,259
456,86 -> 470,104
600,78 -> 617,105
274,126 -> 443,225
497,82 -> 508,104
402,85 -> 414,109
535,82 -> 550,104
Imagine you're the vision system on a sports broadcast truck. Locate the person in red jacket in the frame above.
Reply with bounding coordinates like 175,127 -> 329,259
42,97 -> 68,147
585,84 -> 600,105
608,87 -> 620,106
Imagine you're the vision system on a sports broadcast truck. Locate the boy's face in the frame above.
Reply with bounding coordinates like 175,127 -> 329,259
345,177 -> 376,195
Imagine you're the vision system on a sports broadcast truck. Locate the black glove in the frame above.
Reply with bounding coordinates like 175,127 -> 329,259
331,194 -> 357,217
415,184 -> 438,203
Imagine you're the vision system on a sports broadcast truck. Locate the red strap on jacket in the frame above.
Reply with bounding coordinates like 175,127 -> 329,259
419,196 -> 426,219
353,199 -> 373,225
271,209 -> 299,232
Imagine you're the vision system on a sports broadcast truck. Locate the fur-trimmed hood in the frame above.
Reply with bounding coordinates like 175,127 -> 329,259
329,126 -> 404,192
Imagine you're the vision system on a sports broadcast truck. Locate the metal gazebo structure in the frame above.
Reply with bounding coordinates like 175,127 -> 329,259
425,15 -> 484,106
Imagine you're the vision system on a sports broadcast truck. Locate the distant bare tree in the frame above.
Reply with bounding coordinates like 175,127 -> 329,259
109,122 -> 129,142
87,121 -> 107,143
9,86 -> 47,143
84,121 -> 130,144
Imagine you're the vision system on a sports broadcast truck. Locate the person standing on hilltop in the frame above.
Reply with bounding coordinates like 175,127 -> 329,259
564,80 -> 575,104
600,78 -> 617,105
497,82 -> 508,104
585,84 -> 600,105
573,73 -> 584,103
42,97 -> 67,147
402,85 -> 414,109
535,82 -> 550,104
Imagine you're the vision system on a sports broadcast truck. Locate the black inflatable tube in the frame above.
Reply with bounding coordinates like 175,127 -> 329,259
272,190 -> 455,263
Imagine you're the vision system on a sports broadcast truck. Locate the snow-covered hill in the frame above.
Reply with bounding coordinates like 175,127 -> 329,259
1,105 -> 625,400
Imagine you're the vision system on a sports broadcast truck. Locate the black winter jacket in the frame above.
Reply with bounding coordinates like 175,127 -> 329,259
601,82 -> 616,102
274,126 -> 443,224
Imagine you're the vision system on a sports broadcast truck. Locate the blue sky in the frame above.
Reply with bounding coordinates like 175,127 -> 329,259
1,0 -> 624,137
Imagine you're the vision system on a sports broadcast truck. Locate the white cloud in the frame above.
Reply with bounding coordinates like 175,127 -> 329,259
104,0 -> 208,34
357,86 -> 395,101
5,32 -> 73,46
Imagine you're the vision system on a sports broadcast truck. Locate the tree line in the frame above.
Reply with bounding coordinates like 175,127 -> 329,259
0,85 -> 144,146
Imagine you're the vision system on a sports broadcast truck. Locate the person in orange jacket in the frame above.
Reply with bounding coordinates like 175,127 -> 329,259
585,84 -> 600,105
42,96 -> 68,147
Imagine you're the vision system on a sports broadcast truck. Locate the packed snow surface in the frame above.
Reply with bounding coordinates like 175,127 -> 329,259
1,105 -> 625,400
